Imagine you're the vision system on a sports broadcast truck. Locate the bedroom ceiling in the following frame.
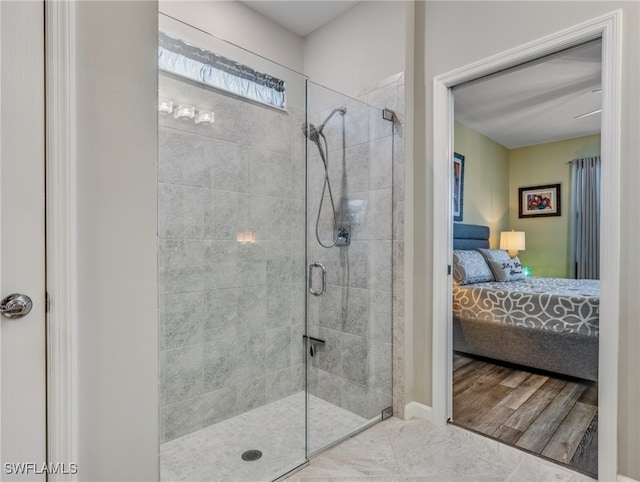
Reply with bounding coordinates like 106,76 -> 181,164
239,1 -> 359,37
454,41 -> 602,149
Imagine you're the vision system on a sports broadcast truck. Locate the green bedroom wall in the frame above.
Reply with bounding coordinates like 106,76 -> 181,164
454,121 -> 510,248
508,134 -> 601,278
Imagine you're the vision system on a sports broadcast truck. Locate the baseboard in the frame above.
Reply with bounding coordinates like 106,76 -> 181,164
404,402 -> 432,421
618,475 -> 639,482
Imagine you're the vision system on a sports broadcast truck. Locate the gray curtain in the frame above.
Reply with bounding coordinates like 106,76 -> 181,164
569,156 -> 600,279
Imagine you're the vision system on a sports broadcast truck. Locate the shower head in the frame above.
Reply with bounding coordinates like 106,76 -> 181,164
318,106 -> 347,134
302,122 -> 320,144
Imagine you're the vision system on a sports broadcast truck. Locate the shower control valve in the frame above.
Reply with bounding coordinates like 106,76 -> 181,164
336,223 -> 351,247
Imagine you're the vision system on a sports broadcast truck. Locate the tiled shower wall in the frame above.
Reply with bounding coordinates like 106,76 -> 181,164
305,73 -> 404,420
158,73 -> 307,442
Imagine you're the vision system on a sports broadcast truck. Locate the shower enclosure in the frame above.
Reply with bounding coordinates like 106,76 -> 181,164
158,14 -> 393,481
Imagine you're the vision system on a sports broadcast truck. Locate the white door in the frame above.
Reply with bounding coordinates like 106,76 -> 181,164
0,1 -> 46,479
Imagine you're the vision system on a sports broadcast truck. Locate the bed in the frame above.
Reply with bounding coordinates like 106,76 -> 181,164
452,223 -> 599,381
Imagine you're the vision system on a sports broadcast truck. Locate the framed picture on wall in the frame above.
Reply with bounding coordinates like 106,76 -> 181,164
518,183 -> 561,218
453,152 -> 465,222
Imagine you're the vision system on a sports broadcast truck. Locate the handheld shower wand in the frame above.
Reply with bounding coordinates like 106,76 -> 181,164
317,106 -> 347,134
302,106 -> 347,248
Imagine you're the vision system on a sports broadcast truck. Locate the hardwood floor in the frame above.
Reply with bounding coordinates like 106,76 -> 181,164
452,353 -> 598,477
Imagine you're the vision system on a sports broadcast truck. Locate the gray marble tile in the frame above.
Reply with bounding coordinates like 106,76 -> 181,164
368,81 -> 400,112
158,183 -> 205,239
291,199 -> 306,241
159,440 -> 200,480
345,240 -> 369,288
392,316 -> 405,420
161,392 -> 368,482
370,290 -> 392,343
204,136 -> 249,192
299,419 -> 401,478
369,137 -> 393,191
161,344 -> 204,406
160,291 -> 204,350
307,367 -> 342,409
341,380 -> 390,420
393,199 -> 404,242
266,283 -> 292,329
266,196 -> 293,241
341,194 -> 369,242
231,334 -> 265,384
265,367 -> 294,403
203,288 -> 238,341
343,287 -> 370,337
367,189 -> 392,241
236,241 -> 267,287
236,285 -> 267,336
204,189 -> 238,240
343,143 -> 370,194
235,376 -> 266,414
203,336 -> 237,391
158,126 -> 208,188
316,243 -> 344,287
341,334 -> 369,385
246,146 -> 271,196
393,240 -> 404,287
202,385 -> 237,426
203,239 -> 237,290
266,241 -> 293,285
318,284 -> 343,332
265,325 -> 292,372
389,421 -> 516,480
291,282 -> 306,326
312,327 -> 342,377
237,192 -> 269,241
291,363 -> 305,392
290,241 -> 306,284
306,149 -> 326,200
393,151 -> 405,201
291,324 -> 306,366
158,239 -> 205,294
369,340 -> 392,394
264,108 -> 294,156
268,150 -> 299,199
506,456 -> 593,481
368,240 -> 392,291
160,395 -> 204,443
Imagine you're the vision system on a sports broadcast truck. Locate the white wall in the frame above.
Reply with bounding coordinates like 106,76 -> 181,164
159,0 -> 304,72
75,2 -> 159,480
417,2 -> 639,479
303,1 -> 406,97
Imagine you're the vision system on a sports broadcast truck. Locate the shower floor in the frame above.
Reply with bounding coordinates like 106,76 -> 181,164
161,391 -> 370,482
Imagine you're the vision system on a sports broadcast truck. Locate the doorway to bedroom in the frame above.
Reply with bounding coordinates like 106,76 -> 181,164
449,40 -> 602,477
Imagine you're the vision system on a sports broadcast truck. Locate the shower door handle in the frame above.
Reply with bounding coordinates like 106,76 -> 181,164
308,262 -> 326,297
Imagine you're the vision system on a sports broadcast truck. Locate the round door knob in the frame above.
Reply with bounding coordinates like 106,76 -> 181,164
0,293 -> 33,319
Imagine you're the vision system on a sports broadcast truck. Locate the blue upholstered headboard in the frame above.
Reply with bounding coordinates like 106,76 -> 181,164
453,223 -> 490,250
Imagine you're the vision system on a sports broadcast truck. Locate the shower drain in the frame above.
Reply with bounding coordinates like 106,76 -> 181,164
241,450 -> 263,462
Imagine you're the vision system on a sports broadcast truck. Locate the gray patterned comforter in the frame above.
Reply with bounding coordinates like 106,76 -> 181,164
453,277 -> 599,337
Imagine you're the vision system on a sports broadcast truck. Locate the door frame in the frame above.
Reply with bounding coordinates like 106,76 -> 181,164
431,10 -> 621,482
45,2 -> 78,480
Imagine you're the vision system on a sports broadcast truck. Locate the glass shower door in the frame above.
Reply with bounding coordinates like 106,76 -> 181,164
157,14 -> 308,481
304,80 -> 393,455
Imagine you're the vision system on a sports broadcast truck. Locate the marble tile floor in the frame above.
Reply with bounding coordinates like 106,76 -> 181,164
286,417 -> 596,482
161,392 -> 369,482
